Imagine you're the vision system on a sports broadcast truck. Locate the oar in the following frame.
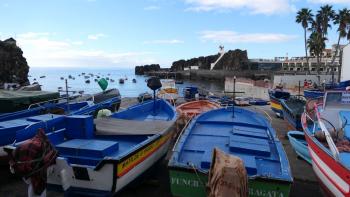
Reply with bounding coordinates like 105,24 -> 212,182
314,103 -> 339,160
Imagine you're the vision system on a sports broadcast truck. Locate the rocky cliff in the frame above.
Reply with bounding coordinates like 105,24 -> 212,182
171,49 -> 249,71
0,38 -> 29,86
135,64 -> 160,75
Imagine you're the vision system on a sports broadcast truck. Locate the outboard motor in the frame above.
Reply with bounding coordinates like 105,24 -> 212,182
147,77 -> 162,114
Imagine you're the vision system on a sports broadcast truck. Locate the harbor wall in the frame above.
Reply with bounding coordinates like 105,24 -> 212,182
273,74 -> 338,89
225,77 -> 270,99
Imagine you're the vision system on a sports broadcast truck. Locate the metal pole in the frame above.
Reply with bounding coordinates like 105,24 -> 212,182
298,80 -> 301,96
153,90 -> 156,115
233,76 -> 236,118
65,79 -> 70,113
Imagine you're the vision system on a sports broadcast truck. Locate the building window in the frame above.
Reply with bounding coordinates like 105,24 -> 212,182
311,68 -> 316,71
289,68 -> 294,71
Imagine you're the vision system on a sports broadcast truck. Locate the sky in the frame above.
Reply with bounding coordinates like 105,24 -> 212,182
0,0 -> 350,68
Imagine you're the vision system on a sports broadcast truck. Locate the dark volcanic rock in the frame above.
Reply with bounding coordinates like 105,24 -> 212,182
171,49 -> 249,71
0,38 -> 29,86
135,64 -> 160,75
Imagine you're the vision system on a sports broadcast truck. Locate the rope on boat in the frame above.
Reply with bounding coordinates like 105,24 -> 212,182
188,162 -> 206,188
172,116 -> 193,152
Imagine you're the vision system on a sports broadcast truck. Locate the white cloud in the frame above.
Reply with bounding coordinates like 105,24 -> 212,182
144,5 -> 161,10
184,0 -> 294,15
13,32 -> 155,67
199,30 -> 298,43
143,39 -> 184,44
87,33 -> 106,40
307,0 -> 350,4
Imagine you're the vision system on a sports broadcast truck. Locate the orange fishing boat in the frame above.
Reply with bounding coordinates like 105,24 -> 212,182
176,100 -> 221,119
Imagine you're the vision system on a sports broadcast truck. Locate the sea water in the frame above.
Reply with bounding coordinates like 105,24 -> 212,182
29,67 -> 224,97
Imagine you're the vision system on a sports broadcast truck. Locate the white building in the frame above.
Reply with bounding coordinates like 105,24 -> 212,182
341,44 -> 350,82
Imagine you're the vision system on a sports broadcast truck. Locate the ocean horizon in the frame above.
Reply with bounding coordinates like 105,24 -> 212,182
28,67 -> 224,98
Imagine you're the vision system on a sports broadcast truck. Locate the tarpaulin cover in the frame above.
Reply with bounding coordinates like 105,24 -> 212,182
207,148 -> 248,197
0,90 -> 59,113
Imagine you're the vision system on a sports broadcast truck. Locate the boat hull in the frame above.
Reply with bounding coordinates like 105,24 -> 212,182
287,131 -> 311,164
269,97 -> 284,118
169,168 -> 291,197
48,125 -> 175,194
302,114 -> 350,196
303,90 -> 324,99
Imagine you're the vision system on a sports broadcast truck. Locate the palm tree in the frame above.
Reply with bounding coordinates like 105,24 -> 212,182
296,8 -> 313,71
331,9 -> 350,78
308,31 -> 327,74
317,5 -> 335,38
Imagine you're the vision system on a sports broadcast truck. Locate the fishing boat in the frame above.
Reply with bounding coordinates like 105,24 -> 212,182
248,98 -> 269,106
268,88 -> 290,118
138,92 -> 152,103
119,78 -> 124,84
281,95 -> 306,131
287,131 -> 311,164
304,80 -> 350,99
0,90 -> 60,113
183,86 -> 198,101
157,79 -> 179,103
301,91 -> 350,196
5,99 -> 177,195
234,97 -> 250,106
0,96 -> 121,151
169,107 -> 293,197
176,100 -> 220,119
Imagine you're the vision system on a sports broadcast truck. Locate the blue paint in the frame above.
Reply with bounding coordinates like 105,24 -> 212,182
287,131 -> 311,164
0,97 -> 121,146
169,107 -> 293,182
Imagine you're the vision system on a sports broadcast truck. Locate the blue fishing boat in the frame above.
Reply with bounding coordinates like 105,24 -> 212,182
5,99 -> 177,196
248,98 -> 269,105
0,89 -> 121,122
304,80 -> 350,99
0,96 -> 121,154
268,88 -> 290,118
287,131 -> 311,164
169,107 -> 293,197
280,96 -> 306,131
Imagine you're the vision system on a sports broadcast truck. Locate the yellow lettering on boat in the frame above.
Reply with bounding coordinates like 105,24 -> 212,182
117,133 -> 171,177
271,102 -> 282,110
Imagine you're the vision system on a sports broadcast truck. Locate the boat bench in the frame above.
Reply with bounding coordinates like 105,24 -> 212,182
56,139 -> 119,166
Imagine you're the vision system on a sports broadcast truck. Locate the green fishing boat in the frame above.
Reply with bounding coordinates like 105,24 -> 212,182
169,107 -> 293,197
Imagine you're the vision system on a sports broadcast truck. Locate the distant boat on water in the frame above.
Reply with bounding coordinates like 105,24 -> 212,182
119,78 -> 124,84
132,78 -> 137,83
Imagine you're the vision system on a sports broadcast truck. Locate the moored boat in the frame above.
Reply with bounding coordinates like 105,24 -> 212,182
0,96 -> 122,155
119,78 -> 124,84
268,88 -> 290,118
0,90 -> 59,113
169,107 -> 293,197
5,99 -> 177,195
157,79 -> 179,103
281,95 -> 306,131
287,131 -> 311,164
176,100 -> 220,119
302,91 -> 350,196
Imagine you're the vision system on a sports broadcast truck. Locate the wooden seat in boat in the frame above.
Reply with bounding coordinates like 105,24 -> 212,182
94,117 -> 173,135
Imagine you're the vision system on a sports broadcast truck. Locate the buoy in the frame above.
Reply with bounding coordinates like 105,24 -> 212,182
97,109 -> 112,118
